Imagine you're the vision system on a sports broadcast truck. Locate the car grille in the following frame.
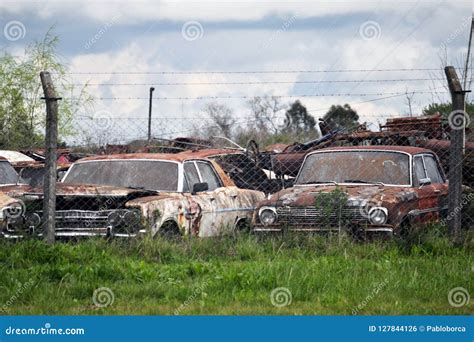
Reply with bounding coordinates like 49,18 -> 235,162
35,209 -> 142,236
54,210 -> 110,231
276,206 -> 367,226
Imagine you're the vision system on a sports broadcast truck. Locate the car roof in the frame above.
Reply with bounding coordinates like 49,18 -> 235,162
311,145 -> 434,155
75,149 -> 243,163
0,150 -> 35,163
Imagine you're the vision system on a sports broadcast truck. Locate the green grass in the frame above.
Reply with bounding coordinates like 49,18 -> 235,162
0,228 -> 472,315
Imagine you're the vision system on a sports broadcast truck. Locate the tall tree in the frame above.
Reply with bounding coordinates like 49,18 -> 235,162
283,100 -> 316,134
322,104 -> 360,131
0,29 -> 93,150
422,102 -> 474,118
247,95 -> 287,135
201,102 -> 236,138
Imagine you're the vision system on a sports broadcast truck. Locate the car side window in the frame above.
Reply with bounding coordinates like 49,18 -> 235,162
413,156 -> 425,186
196,162 -> 222,191
424,155 -> 443,184
183,162 -> 200,192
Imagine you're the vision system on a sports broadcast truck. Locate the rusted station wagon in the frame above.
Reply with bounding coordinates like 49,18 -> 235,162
252,146 -> 448,236
2,151 -> 265,239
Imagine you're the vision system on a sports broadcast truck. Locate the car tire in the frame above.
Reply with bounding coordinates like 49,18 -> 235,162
234,218 -> 251,235
158,220 -> 181,239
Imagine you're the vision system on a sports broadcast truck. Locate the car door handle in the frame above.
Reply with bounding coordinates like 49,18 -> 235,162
434,189 -> 441,193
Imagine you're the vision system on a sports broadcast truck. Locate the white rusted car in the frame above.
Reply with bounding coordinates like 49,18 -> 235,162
3,151 -> 265,238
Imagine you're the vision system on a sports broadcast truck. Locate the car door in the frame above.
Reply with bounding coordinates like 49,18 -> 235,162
183,160 -> 234,237
412,154 -> 448,223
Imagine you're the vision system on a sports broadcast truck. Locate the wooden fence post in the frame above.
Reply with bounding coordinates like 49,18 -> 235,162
40,71 -> 61,244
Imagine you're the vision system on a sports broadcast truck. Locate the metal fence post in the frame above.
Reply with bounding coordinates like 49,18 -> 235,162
40,71 -> 61,244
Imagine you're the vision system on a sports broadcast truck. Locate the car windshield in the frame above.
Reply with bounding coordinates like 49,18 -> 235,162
296,150 -> 411,186
0,161 -> 19,185
63,160 -> 179,191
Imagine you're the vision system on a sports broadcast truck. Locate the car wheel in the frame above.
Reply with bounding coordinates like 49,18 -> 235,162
398,218 -> 411,239
158,220 -> 181,239
234,218 -> 251,235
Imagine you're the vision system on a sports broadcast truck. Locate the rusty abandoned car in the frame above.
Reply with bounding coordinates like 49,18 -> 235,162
1,151 -> 265,239
252,146 -> 448,236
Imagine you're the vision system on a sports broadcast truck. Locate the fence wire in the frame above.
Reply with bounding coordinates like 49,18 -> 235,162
0,111 -> 472,240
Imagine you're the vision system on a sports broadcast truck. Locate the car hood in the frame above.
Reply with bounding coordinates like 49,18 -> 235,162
0,191 -> 21,209
3,183 -> 158,199
262,184 -> 418,208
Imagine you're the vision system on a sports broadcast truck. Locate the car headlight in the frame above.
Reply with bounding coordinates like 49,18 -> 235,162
123,210 -> 141,227
368,207 -> 388,225
107,211 -> 123,227
25,213 -> 41,228
107,210 -> 142,233
259,207 -> 277,226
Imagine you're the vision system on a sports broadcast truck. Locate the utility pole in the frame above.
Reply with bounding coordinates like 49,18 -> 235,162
463,17 -> 473,92
444,66 -> 467,239
148,87 -> 155,141
40,71 -> 61,244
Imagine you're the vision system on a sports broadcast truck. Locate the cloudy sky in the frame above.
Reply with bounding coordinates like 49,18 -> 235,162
0,0 -> 472,143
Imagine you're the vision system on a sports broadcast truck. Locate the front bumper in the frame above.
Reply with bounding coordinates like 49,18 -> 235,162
252,224 -> 394,234
1,208 -> 147,239
1,228 -> 147,239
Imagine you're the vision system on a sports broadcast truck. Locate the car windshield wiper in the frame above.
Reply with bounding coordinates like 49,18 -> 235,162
298,181 -> 338,185
125,186 -> 159,193
344,179 -> 385,186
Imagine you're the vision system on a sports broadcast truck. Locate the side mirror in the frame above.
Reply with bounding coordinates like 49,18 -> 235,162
192,182 -> 209,194
419,177 -> 432,187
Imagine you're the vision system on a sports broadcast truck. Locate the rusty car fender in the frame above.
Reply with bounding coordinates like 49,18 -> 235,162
126,187 -> 265,237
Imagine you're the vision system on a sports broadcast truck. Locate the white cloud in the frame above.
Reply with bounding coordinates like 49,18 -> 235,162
1,0 -> 469,23
2,0 -> 471,143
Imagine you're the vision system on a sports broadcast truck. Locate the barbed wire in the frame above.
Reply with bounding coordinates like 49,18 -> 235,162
61,67 -> 473,75
63,90 -> 448,101
71,78 -> 446,86
306,93 -> 415,112
73,112 -> 411,121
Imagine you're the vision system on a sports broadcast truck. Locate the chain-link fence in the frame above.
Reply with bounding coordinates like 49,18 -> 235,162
0,96 -> 472,241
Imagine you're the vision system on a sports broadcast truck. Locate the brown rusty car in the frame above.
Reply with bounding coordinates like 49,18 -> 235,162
2,151 -> 265,238
253,146 -> 448,236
